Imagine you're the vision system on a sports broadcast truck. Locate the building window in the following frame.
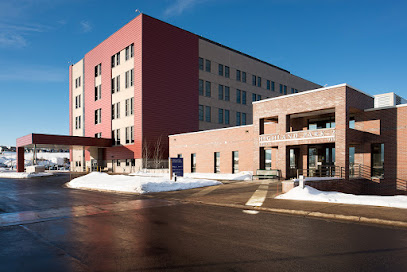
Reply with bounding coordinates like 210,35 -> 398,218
131,159 -> 136,166
271,81 -> 275,91
242,91 -> 246,105
258,77 -> 261,87
112,104 -> 115,120
225,66 -> 230,78
112,102 -> 120,119
218,109 -> 223,124
95,64 -> 101,77
126,44 -> 134,60
95,132 -> 101,138
117,159 -> 120,166
116,75 -> 120,92
95,109 -> 101,124
191,153 -> 196,173
236,89 -> 241,104
111,55 -> 115,68
95,85 -> 101,101
225,110 -> 230,125
349,117 -> 355,129
267,80 -> 270,90
125,99 -> 129,116
257,95 -> 261,101
177,154 -> 182,158
291,88 -> 295,94
130,43 -> 134,58
252,93 -> 256,102
125,70 -> 133,88
242,72 -> 246,83
112,78 -> 116,93
242,113 -> 246,125
199,105 -> 204,121
75,95 -> 81,109
232,151 -> 239,174
225,86 -> 230,101
371,143 -> 384,178
214,152 -> 220,173
218,64 -> 223,76
75,77 -> 81,88
265,149 -> 271,170
199,57 -> 204,70
130,69 -> 134,86
205,59 -> 211,72
199,79 -> 204,96
280,84 -> 283,94
218,84 -> 224,100
236,112 -> 241,126
126,127 -> 130,144
284,85 -> 287,95
295,89 -> 298,93
126,159 -> 130,166
252,75 -> 256,86
75,116 -> 81,130
111,52 -> 120,67
205,81 -> 211,97
205,106 -> 211,122
112,129 -> 121,145
130,126 -> 134,143
236,70 -> 241,81
125,46 -> 129,60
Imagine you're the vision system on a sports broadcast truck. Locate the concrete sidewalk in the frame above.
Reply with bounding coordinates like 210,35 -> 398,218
148,180 -> 407,229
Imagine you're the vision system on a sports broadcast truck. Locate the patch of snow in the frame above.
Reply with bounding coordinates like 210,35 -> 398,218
276,185 -> 407,209
0,171 -> 53,179
184,171 -> 253,181
290,177 -> 342,182
0,152 -> 69,168
67,172 -> 221,194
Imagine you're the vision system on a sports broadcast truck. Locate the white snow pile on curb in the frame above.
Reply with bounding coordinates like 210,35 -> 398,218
184,171 -> 253,181
275,185 -> 407,209
67,172 -> 222,194
0,171 -> 53,179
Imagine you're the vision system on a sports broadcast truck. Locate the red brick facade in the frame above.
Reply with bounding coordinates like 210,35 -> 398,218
170,84 -> 407,195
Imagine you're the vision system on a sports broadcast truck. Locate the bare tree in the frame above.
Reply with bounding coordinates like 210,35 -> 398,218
142,139 -> 150,170
153,135 -> 163,169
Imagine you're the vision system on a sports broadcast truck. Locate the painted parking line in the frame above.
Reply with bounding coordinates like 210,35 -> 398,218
188,185 -> 220,198
0,199 -> 176,227
245,181 -> 270,207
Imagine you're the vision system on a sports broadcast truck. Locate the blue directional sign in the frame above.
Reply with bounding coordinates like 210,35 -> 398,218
171,158 -> 184,177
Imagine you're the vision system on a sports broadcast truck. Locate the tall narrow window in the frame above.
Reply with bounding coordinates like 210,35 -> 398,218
116,75 -> 120,92
214,152 -> 220,173
205,59 -> 211,72
111,55 -> 115,68
125,71 -> 129,88
225,110 -> 230,125
116,102 -> 120,119
199,79 -> 204,96
205,81 -> 211,97
225,86 -> 230,101
125,46 -> 129,60
116,52 -> 120,66
125,99 -> 129,116
130,43 -> 134,58
130,69 -> 134,86
111,78 -> 116,93
280,84 -> 283,94
252,75 -> 256,86
199,105 -> 204,121
242,72 -> 246,83
126,127 -> 130,144
116,129 -> 121,145
271,81 -> 275,91
225,66 -> 230,78
371,143 -> 384,178
257,77 -> 261,87
236,112 -> 241,126
232,151 -> 239,174
112,104 -> 116,120
236,89 -> 241,104
242,91 -> 246,105
191,153 -> 196,173
205,106 -> 211,122
242,113 -> 246,125
291,88 -> 295,93
130,126 -> 134,143
218,64 -> 224,76
199,57 -> 203,70
218,84 -> 224,100
267,80 -> 271,90
284,85 -> 287,95
236,70 -> 241,81
252,93 -> 257,102
130,97 -> 134,115
218,109 -> 223,124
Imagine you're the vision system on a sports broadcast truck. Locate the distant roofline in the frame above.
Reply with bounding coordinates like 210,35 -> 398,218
169,124 -> 253,138
252,83 -> 374,105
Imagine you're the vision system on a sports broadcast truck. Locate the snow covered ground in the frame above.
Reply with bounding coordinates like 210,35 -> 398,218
276,185 -> 407,209
0,170 -> 53,179
67,172 -> 222,194
0,151 -> 69,168
131,171 -> 252,181
290,177 -> 341,182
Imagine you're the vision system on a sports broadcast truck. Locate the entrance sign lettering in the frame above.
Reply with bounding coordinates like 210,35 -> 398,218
170,157 -> 184,177
259,129 -> 335,146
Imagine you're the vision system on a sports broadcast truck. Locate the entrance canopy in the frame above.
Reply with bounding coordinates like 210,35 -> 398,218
16,133 -> 112,172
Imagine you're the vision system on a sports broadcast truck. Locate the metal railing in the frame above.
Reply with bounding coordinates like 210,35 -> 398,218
296,165 -> 344,179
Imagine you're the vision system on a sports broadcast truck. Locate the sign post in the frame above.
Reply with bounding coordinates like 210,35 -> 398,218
169,157 -> 183,181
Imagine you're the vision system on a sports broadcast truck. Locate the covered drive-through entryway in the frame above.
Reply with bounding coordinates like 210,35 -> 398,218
16,134 -> 112,172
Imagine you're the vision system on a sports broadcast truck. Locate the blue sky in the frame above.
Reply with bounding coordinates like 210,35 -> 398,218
0,0 -> 406,146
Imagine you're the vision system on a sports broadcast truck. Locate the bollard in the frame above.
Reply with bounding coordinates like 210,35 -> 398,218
299,175 -> 305,189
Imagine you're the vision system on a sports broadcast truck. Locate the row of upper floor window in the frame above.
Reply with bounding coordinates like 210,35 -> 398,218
198,105 -> 247,126
112,126 -> 134,146
199,80 -> 263,104
75,77 -> 81,88
111,69 -> 134,93
112,98 -> 134,120
199,57 -> 300,94
112,44 -> 134,68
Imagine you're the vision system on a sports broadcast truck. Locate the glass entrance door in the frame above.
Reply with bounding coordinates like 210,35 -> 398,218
308,144 -> 335,177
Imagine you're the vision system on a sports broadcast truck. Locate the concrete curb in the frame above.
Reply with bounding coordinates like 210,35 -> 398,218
180,200 -> 407,229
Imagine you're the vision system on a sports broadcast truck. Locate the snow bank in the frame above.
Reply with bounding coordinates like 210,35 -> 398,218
0,171 -> 53,179
184,171 -> 253,181
276,185 -> 407,209
0,152 -> 69,167
67,172 -> 221,194
130,171 -> 253,181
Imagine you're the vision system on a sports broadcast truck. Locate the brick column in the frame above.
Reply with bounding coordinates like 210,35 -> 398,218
335,104 -> 349,180
17,147 -> 25,172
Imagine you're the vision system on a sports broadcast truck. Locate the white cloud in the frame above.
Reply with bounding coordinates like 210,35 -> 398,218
0,65 -> 65,82
0,33 -> 27,48
163,0 -> 208,17
80,20 -> 92,33
0,22 -> 53,48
